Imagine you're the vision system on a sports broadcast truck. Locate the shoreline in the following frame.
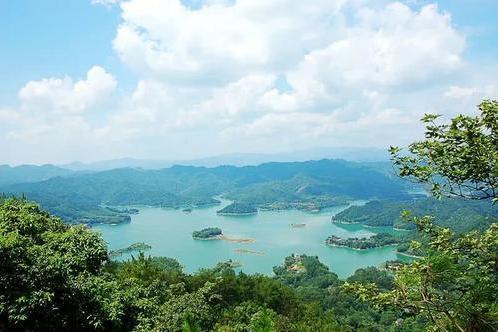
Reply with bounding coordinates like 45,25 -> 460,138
192,236 -> 220,241
331,220 -> 361,225
217,212 -> 258,216
325,243 -> 399,251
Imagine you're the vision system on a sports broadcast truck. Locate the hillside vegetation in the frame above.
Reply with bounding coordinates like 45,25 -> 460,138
335,197 -> 498,233
0,198 -> 426,331
1,159 -> 408,224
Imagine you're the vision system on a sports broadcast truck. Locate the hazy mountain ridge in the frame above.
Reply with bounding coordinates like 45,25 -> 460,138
57,147 -> 390,171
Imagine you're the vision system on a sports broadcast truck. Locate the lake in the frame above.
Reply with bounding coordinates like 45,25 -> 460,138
94,199 -> 408,279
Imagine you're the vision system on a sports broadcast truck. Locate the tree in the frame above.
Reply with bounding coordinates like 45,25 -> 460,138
345,215 -> 498,331
347,100 -> 498,331
390,100 -> 498,200
0,198 -> 119,331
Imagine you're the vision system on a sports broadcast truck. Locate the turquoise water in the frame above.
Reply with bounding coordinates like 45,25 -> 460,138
94,200 -> 407,279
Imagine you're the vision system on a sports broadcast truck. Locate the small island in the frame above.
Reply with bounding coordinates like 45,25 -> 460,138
325,233 -> 399,250
109,242 -> 151,258
290,223 -> 306,228
192,227 -> 223,240
217,202 -> 257,216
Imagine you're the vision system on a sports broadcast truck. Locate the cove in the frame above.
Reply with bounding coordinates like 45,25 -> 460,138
94,199 -> 408,279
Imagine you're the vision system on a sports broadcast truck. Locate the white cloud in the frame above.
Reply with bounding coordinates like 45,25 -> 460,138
4,1 -> 498,164
113,0 -> 346,83
18,66 -> 117,114
266,3 -> 465,113
445,85 -> 498,100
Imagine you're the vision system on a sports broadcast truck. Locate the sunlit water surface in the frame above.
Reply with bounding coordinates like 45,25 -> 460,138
94,199 -> 408,278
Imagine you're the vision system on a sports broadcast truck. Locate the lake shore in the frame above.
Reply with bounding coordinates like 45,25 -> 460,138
217,212 -> 258,216
326,243 -> 398,251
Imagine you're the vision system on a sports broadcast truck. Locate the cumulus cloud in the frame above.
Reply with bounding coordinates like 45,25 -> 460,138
18,66 -> 117,114
445,85 -> 498,100
4,0 -> 497,164
266,3 -> 465,113
113,0 -> 346,83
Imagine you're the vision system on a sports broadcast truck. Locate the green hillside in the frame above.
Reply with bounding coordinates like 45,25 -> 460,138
1,159 -> 409,224
335,198 -> 498,233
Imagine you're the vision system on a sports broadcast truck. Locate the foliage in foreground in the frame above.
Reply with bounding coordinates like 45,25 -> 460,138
346,100 -> 498,332
345,215 -> 498,331
390,100 -> 498,201
0,198 -> 425,331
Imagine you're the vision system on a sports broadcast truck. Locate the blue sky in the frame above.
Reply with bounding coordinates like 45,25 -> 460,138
0,1 -> 120,103
1,0 -> 497,164
1,0 -> 496,102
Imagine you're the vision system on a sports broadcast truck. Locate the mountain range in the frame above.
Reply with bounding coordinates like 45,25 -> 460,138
1,159 -> 407,224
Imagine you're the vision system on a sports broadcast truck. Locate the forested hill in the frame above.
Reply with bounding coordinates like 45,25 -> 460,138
1,159 -> 409,223
335,198 -> 498,233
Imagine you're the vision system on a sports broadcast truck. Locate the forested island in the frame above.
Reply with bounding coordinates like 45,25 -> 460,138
217,202 -> 257,215
192,227 -> 223,239
326,233 -> 399,250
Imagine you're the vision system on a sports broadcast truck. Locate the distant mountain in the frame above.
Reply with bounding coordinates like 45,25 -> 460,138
58,147 -> 390,171
60,158 -> 172,171
1,159 -> 408,224
0,164 -> 74,186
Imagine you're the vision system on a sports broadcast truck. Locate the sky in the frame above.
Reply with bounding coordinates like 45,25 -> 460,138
1,0 -> 498,165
